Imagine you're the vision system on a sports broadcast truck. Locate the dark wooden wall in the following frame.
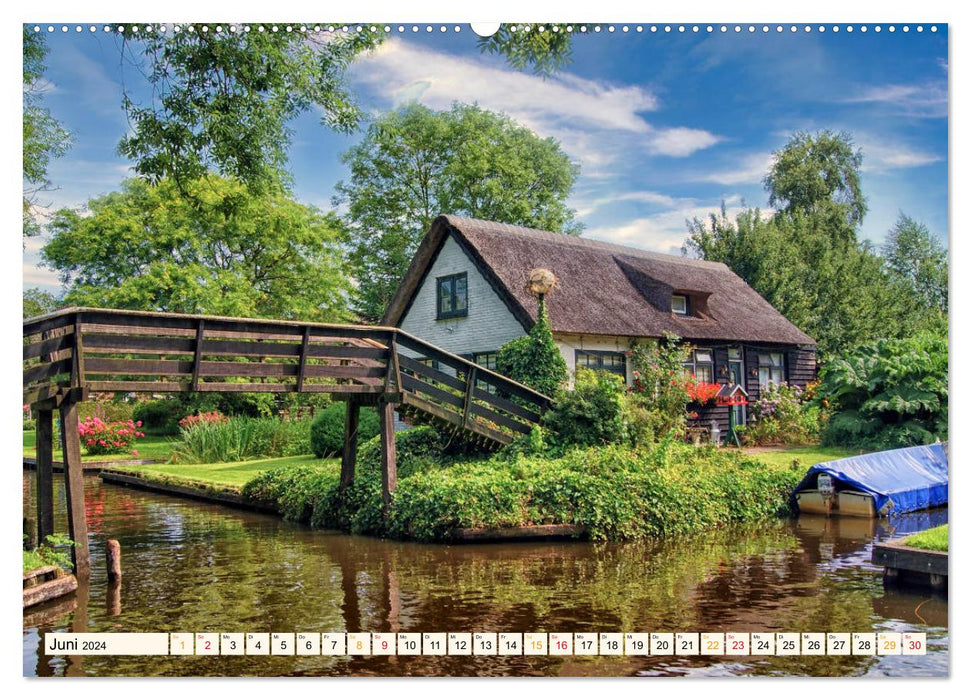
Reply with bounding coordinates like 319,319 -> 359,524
687,342 -> 817,441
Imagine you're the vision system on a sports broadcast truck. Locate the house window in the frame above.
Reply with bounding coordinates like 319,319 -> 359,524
683,348 -> 714,383
671,294 -> 689,316
473,351 -> 499,392
436,272 -> 468,319
576,350 -> 627,377
473,351 -> 498,370
758,352 -> 785,387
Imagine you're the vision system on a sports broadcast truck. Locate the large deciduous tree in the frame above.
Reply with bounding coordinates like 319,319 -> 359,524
882,213 -> 948,317
336,103 -> 581,321
685,131 -> 936,357
763,130 -> 866,233
42,176 -> 350,321
116,25 -> 381,190
23,28 -> 72,239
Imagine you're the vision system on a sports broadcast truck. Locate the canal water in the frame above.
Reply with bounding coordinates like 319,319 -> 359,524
22,472 -> 948,677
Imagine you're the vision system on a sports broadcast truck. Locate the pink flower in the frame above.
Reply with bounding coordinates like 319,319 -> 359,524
132,450 -> 138,456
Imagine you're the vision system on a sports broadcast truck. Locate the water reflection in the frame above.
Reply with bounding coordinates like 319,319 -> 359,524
22,472 -> 947,677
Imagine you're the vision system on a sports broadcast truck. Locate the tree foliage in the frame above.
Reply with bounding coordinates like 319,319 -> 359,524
42,175 -> 351,321
818,331 -> 947,449
116,25 -> 380,190
337,103 -> 581,320
23,288 -> 61,319
764,130 -> 866,231
496,300 -> 568,397
478,24 -> 582,76
23,28 -> 72,238
685,131 -> 942,358
882,213 -> 948,317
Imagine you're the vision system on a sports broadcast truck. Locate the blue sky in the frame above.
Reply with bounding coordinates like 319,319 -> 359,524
23,23 -> 949,292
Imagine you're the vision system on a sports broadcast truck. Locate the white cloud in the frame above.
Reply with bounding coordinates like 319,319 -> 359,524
859,141 -> 943,173
843,83 -> 947,118
694,153 -> 773,186
351,39 -> 720,166
648,127 -> 721,157
571,190 -> 679,219
583,201 -> 762,255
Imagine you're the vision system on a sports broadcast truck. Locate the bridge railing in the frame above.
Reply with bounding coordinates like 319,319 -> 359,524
23,308 -> 551,446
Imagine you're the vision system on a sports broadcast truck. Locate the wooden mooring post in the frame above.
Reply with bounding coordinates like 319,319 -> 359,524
379,400 -> 398,511
340,400 -> 360,491
35,407 -> 54,543
58,399 -> 90,578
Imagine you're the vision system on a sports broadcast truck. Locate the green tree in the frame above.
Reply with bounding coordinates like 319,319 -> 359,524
764,130 -> 866,233
23,288 -> 61,318
337,103 -> 580,320
116,25 -> 381,190
115,24 -> 580,193
685,205 -> 912,357
42,176 -> 350,321
23,28 -> 72,238
882,213 -> 948,316
496,300 -> 568,397
478,24 -> 585,76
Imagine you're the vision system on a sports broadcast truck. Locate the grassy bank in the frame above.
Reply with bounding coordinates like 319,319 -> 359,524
23,431 -> 175,463
242,429 -> 809,542
125,455 -> 335,488
739,446 -> 859,470
904,525 -> 948,552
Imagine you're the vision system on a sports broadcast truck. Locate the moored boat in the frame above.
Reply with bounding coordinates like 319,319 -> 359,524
792,443 -> 948,518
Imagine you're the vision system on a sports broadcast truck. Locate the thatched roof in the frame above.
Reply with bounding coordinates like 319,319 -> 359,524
383,215 -> 816,346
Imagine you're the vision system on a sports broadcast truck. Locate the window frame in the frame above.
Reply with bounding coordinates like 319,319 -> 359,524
575,349 -> 627,377
671,294 -> 689,316
758,352 -> 786,387
436,272 -> 469,320
683,347 -> 714,383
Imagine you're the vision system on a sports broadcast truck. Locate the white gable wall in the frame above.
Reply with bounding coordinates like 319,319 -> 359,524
398,234 -> 527,358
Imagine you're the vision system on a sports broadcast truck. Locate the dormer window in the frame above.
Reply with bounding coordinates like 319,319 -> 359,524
671,294 -> 689,316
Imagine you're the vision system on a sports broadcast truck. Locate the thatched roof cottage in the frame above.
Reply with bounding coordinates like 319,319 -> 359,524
383,215 -> 817,433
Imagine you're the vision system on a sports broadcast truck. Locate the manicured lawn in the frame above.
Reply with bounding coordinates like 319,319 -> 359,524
23,431 -> 176,463
904,525 -> 948,552
123,455 -> 338,488
742,445 -> 864,470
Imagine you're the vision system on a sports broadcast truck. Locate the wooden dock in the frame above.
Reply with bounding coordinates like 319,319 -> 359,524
872,539 -> 948,592
23,566 -> 78,609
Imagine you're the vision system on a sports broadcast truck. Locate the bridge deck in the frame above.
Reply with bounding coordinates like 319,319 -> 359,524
24,308 -> 551,576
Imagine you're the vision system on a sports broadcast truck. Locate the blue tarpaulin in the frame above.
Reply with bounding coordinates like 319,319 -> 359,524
793,443 -> 948,515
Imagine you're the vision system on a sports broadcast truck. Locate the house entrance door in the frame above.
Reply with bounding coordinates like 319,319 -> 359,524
728,347 -> 746,427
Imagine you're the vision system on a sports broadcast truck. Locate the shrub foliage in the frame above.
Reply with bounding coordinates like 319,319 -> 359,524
496,299 -> 567,397
818,331 -> 947,449
310,403 -> 380,458
243,427 -> 803,542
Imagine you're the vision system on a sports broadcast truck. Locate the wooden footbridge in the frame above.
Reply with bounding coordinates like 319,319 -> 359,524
23,308 -> 551,576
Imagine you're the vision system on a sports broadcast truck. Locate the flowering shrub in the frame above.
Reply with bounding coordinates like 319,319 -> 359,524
78,417 -> 145,456
627,334 -> 692,443
685,378 -> 720,405
744,382 -> 821,446
178,411 -> 227,430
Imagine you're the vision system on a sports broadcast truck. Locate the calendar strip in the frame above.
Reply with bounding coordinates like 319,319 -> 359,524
43,632 -> 927,657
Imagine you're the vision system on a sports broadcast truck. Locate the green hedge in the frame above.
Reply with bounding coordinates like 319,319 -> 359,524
309,403 -> 380,458
243,428 -> 803,542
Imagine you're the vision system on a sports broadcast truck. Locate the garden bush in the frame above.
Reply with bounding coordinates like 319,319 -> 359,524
819,331 -> 947,449
743,382 -> 822,446
78,416 -> 145,455
543,368 -> 628,448
243,433 -> 804,543
627,334 -> 692,441
496,299 -> 567,396
310,403 -> 379,458
171,416 -> 313,464
132,398 -> 184,434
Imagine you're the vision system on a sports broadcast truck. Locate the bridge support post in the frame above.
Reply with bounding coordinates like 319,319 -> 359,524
35,406 -> 55,545
340,400 -> 360,491
379,400 -> 398,513
59,399 -> 90,578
